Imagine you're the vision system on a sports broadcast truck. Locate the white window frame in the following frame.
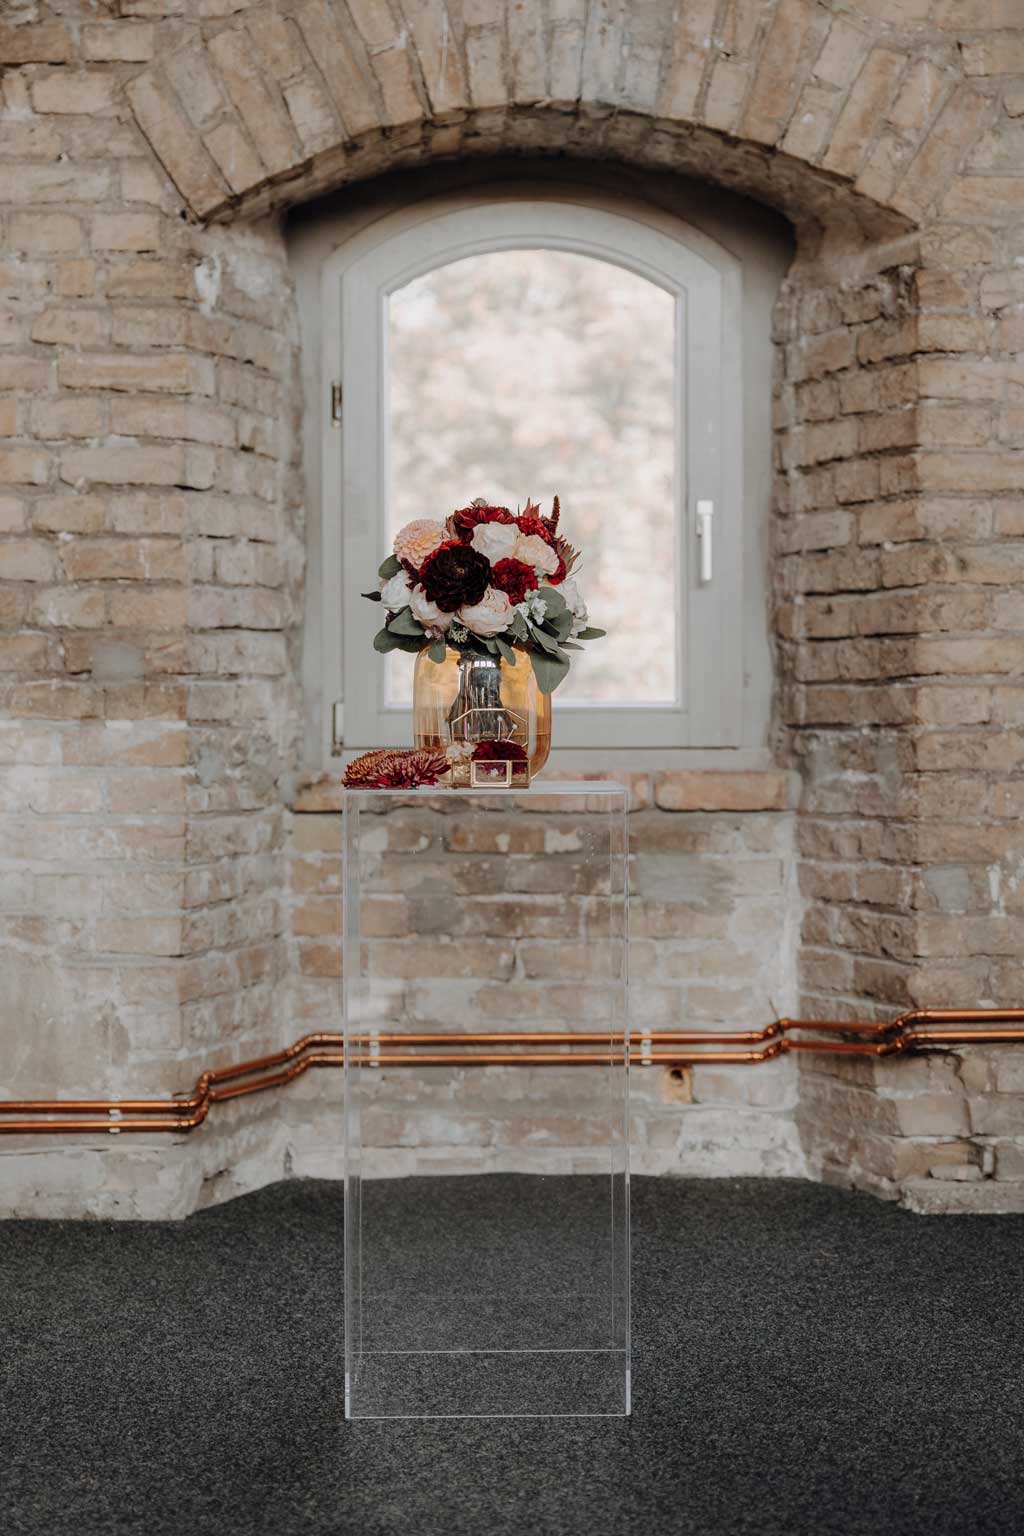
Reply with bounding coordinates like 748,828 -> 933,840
320,192 -> 743,759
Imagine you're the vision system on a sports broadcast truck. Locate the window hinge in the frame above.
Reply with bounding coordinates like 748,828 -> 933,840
331,701 -> 345,756
330,381 -> 343,426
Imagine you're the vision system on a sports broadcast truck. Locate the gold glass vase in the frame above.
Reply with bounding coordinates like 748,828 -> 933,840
413,648 -> 551,779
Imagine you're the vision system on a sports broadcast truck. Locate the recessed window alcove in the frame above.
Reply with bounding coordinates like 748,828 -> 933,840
287,162 -> 793,772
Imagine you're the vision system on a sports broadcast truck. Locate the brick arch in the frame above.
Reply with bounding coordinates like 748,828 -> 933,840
122,0 -> 991,247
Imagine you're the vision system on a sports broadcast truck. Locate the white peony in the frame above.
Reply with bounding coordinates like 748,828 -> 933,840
409,583 -> 451,633
470,522 -> 520,564
380,570 -> 413,611
458,586 -> 514,637
559,576 -> 589,636
516,532 -> 559,576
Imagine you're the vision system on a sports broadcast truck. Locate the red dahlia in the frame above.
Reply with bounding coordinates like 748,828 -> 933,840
449,504 -> 515,543
419,539 -> 491,612
490,558 -> 537,607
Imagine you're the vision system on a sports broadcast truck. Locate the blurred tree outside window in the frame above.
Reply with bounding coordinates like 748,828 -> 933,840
386,250 -> 676,708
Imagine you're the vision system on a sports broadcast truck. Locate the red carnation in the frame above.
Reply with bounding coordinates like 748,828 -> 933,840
419,539 -> 491,612
514,513 -> 553,543
450,505 -> 515,543
490,558 -> 537,607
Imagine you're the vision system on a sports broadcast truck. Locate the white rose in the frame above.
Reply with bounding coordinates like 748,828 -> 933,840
409,583 -> 451,632
470,522 -> 520,564
559,575 -> 589,635
380,570 -> 413,611
458,586 -> 514,638
516,532 -> 559,576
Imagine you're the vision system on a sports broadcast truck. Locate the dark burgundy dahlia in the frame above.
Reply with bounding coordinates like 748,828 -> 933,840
419,539 -> 491,612
490,558 -> 537,607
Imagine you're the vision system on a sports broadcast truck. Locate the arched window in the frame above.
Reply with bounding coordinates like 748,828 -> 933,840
305,184 -> 766,764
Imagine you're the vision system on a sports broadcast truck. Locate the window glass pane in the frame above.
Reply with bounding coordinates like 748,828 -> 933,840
385,249 -> 677,707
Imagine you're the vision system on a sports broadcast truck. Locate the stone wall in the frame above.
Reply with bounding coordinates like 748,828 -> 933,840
1,0 -> 1024,1216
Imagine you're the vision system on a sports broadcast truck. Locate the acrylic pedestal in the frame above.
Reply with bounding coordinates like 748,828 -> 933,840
342,782 -> 630,1420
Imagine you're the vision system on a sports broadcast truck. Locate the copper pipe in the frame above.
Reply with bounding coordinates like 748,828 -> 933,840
4,1011 -> 1024,1135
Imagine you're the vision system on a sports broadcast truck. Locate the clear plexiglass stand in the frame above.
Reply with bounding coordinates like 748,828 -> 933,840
342,782 -> 630,1420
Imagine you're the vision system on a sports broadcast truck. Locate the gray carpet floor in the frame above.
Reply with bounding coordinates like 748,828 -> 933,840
2,1174 -> 1023,1536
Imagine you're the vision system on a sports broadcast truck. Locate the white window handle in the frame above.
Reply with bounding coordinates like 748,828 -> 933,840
696,500 -> 714,583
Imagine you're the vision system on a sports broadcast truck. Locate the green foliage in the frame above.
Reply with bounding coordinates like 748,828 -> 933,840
529,647 -> 571,694
368,575 -> 602,692
387,606 -> 426,638
373,627 -> 424,656
529,621 -> 567,658
543,610 -> 574,641
537,586 -> 567,618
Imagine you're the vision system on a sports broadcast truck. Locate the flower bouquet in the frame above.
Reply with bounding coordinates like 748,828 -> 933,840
363,497 -> 605,786
365,496 -> 603,692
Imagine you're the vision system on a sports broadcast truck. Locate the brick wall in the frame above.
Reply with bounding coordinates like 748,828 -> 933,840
287,771 -> 803,1181
2,0 -> 1023,1216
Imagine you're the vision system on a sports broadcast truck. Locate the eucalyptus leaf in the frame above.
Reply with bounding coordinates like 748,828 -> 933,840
538,586 -> 568,618
495,637 -> 517,666
361,589 -> 382,602
543,610 -> 574,641
509,611 -> 530,642
375,626 -> 423,655
575,626 -> 606,640
529,623 -> 565,657
378,553 -> 401,581
560,640 -> 584,650
427,637 -> 447,664
530,647 -> 570,695
387,606 -> 426,638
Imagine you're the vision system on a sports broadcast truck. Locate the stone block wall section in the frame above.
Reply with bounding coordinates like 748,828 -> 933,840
1,0 -> 1023,1215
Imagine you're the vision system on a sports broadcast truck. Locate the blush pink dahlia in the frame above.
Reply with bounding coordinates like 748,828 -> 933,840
394,519 -> 446,569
